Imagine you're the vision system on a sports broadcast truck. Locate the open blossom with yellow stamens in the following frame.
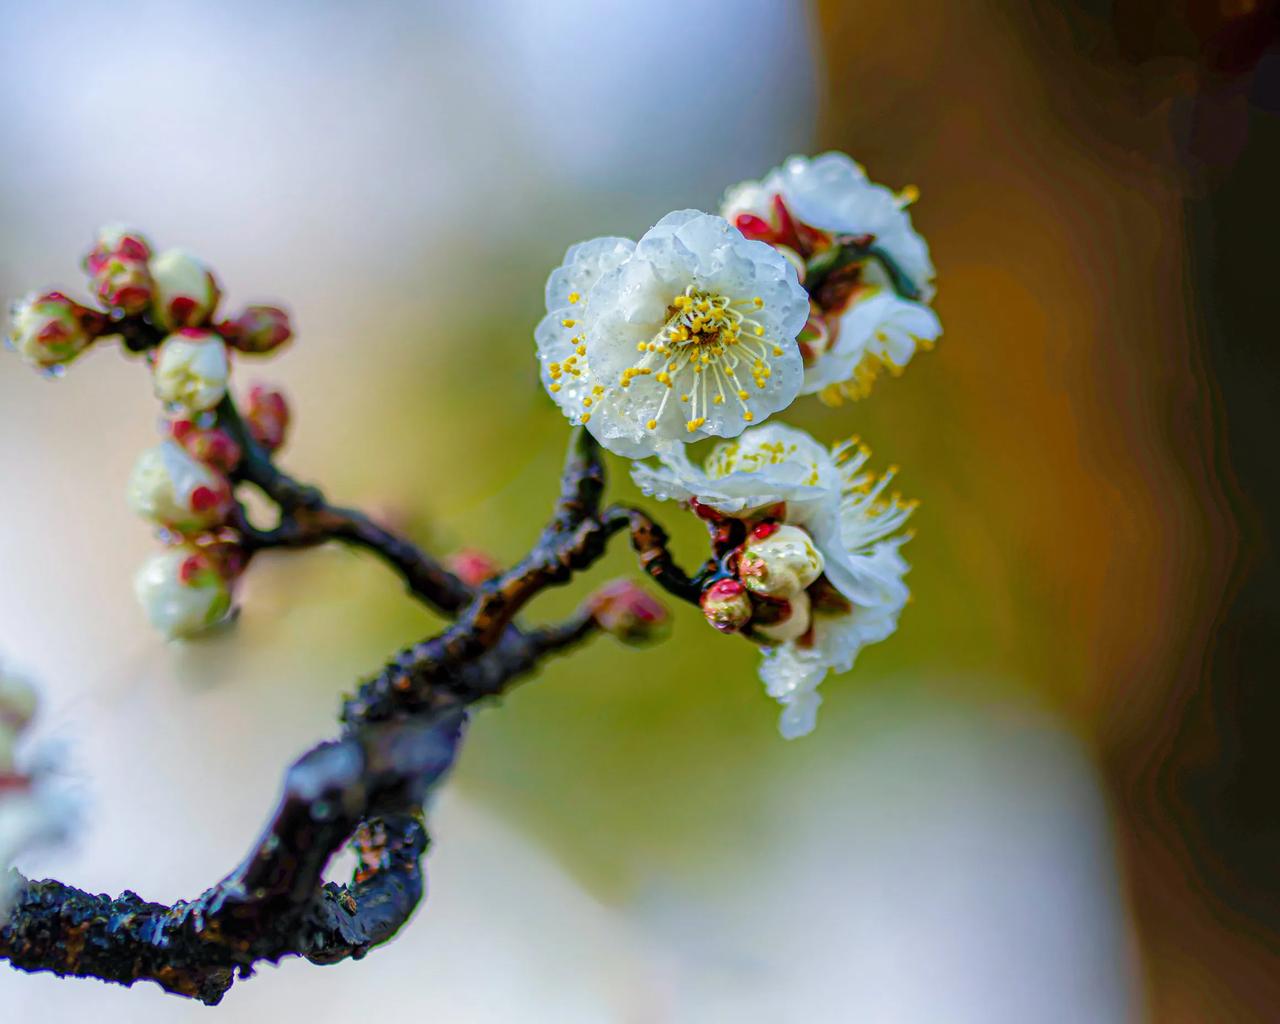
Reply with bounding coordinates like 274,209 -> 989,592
722,152 -> 941,403
807,291 -> 942,404
535,211 -> 809,457
631,421 -> 916,739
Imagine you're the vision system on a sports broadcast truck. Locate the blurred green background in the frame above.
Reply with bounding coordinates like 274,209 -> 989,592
2,1 -> 1277,1021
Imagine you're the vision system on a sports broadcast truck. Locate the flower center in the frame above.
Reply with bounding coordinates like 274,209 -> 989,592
617,285 -> 784,433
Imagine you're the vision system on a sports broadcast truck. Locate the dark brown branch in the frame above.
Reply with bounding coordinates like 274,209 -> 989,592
217,397 -> 473,616
1,429 -> 659,1005
1,717 -> 459,1004
605,504 -> 712,604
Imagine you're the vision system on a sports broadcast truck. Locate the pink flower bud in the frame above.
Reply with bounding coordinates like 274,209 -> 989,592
700,578 -> 753,634
587,579 -> 669,646
94,256 -> 153,314
169,418 -> 242,474
149,248 -> 220,330
220,305 -> 293,355
738,523 -> 824,599
752,590 -> 812,644
153,329 -> 230,412
83,225 -> 154,315
133,545 -> 233,639
446,549 -> 502,587
244,384 -> 291,452
7,291 -> 105,369
126,440 -> 233,533
84,224 -> 152,275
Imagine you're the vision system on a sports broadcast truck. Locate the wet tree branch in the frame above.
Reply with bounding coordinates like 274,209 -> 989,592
1,429 -> 700,1005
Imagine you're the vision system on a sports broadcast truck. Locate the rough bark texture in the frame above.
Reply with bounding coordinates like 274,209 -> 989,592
0,426 -> 699,1004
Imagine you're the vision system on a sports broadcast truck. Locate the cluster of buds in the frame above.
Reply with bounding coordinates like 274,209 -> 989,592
0,669 -> 71,918
698,511 -> 841,646
5,225 -> 300,640
7,224 -> 293,382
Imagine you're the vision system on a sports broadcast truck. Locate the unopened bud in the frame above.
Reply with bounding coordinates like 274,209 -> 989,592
244,384 -> 291,452
701,578 -> 753,634
220,305 -> 292,355
84,225 -> 152,275
169,419 -> 242,473
752,590 -> 812,644
133,546 -> 233,639
446,549 -> 502,587
153,328 -> 230,412
84,225 -> 153,315
7,291 -> 104,369
587,579 -> 669,646
126,440 -> 233,533
149,248 -> 220,330
738,523 -> 823,599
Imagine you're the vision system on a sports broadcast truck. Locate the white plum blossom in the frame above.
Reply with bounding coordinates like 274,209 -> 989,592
149,248 -> 221,330
536,211 -> 809,457
133,546 -> 233,639
804,291 -> 942,402
126,440 -> 232,533
722,151 -> 935,301
632,421 -> 915,739
153,328 -> 230,412
722,152 -> 941,402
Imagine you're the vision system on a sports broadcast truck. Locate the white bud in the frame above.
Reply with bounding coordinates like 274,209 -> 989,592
7,291 -> 97,368
126,440 -> 231,533
738,524 -> 824,599
133,547 -> 232,639
153,329 -> 230,412
149,248 -> 220,330
753,589 -> 811,644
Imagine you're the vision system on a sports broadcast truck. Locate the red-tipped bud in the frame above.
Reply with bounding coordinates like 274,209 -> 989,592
701,578 -> 753,635
244,384 -> 290,452
149,249 -> 220,330
83,227 -> 155,315
587,579 -> 669,646
84,225 -> 152,274
126,440 -> 233,534
220,305 -> 293,355
169,419 -> 242,474
446,549 -> 502,587
7,291 -> 106,369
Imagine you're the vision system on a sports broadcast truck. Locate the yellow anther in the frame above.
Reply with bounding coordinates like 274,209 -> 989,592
561,319 -> 577,328
646,418 -> 658,430
743,411 -> 754,422
568,291 -> 581,304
